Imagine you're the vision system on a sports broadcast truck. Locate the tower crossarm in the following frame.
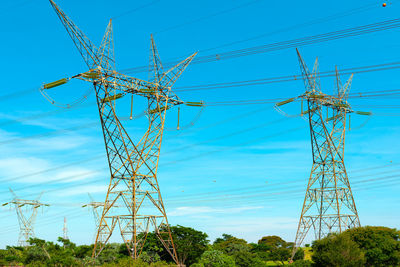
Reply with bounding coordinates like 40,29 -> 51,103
299,93 -> 353,114
72,69 -> 183,106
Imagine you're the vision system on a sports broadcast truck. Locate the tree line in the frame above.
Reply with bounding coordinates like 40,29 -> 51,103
0,225 -> 399,266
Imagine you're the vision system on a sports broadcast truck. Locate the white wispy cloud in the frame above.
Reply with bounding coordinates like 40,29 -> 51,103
0,157 -> 50,180
53,168 -> 99,183
0,156 -> 98,184
12,134 -> 89,151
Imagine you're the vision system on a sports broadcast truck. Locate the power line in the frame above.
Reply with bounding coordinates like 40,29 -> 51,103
0,111 -> 147,146
0,109 -> 277,184
174,62 -> 400,92
1,60 -> 399,117
0,156 -> 104,184
121,18 -> 400,74
198,2 -> 380,53
6,167 -> 400,226
111,0 -> 160,20
2,125 -> 303,199
2,164 -> 398,235
203,91 -> 400,107
163,117 -> 290,155
154,0 -> 264,34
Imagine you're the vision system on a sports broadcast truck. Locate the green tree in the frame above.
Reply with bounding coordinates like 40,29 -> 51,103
250,242 -> 270,261
345,226 -> 400,267
101,258 -> 145,267
312,233 -> 365,267
3,246 -> 25,265
170,225 -> 209,265
74,244 -> 92,259
139,251 -> 161,263
258,236 -> 286,248
214,234 -> 234,245
268,247 -> 290,264
141,225 -> 209,266
25,238 -> 52,265
96,243 -> 123,264
213,235 -> 250,255
293,247 -> 305,261
195,250 -> 236,267
252,235 -> 296,263
232,250 -> 266,267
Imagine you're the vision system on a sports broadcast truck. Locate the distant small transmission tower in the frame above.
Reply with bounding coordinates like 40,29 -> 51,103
2,189 -> 49,247
275,49 -> 371,258
40,1 -> 202,264
63,217 -> 69,240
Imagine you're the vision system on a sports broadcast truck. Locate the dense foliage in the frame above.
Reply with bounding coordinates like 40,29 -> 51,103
312,226 -> 400,267
312,233 -> 365,267
1,225 -> 398,266
346,226 -> 400,266
140,225 -> 209,266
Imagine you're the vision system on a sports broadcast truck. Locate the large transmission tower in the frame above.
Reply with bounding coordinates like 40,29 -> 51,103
3,189 -> 49,247
275,49 -> 371,258
41,1 -> 201,264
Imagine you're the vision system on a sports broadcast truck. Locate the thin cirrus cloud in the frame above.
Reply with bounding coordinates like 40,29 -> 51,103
0,128 -> 91,154
0,157 -> 98,184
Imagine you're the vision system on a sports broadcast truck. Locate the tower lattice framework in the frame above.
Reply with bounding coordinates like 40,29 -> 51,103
275,49 -> 370,258
43,1 -> 198,264
3,189 -> 48,247
63,217 -> 69,240
82,193 -> 114,244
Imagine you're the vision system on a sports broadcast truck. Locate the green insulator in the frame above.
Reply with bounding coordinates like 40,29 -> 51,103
356,111 -> 372,116
82,71 -> 99,79
102,93 -> 124,103
185,101 -> 204,107
148,105 -> 171,114
43,78 -> 68,89
276,97 -> 295,107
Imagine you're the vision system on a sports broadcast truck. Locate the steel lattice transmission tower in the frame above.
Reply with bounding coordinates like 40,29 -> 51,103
41,1 -> 201,264
275,49 -> 371,258
82,193 -> 113,244
63,217 -> 69,240
3,189 -> 49,247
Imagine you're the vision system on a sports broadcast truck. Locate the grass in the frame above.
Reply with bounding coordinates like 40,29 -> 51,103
304,247 -> 313,261
265,261 -> 288,266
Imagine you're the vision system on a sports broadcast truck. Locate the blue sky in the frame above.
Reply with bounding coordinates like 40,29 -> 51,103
0,0 -> 400,248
